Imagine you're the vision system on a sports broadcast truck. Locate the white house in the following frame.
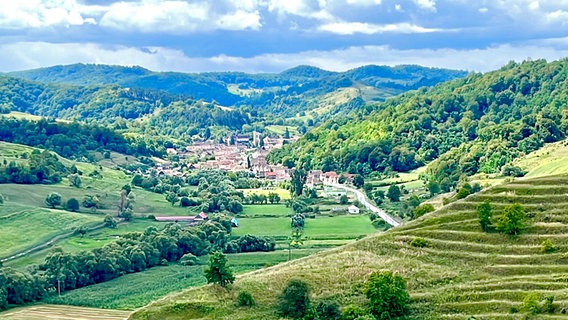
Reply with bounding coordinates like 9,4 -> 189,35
348,205 -> 360,214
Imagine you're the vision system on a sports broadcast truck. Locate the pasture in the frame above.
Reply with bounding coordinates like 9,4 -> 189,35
43,249 -> 320,310
241,188 -> 291,200
241,204 -> 292,217
0,207 -> 102,259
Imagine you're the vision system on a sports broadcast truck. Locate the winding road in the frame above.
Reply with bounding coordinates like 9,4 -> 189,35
326,183 -> 401,227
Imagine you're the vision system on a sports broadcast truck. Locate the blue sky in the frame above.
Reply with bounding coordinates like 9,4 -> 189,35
1,0 -> 568,73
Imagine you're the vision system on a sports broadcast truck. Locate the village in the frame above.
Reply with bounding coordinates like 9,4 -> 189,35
151,131 -> 354,188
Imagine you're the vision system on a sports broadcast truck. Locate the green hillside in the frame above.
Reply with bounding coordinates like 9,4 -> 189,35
270,58 -> 568,189
130,174 -> 568,319
7,63 -> 466,125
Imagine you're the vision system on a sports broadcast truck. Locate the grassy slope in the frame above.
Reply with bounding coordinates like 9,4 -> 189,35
40,250 -> 321,310
130,174 -> 568,320
0,141 -> 195,262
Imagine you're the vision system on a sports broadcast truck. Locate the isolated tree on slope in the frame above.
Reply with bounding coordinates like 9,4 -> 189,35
45,192 -> 62,209
204,251 -> 234,287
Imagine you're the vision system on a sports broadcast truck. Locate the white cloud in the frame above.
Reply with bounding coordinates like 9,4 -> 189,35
267,0 -> 334,21
345,0 -> 382,5
99,1 -> 262,32
413,0 -> 436,11
2,40 -> 568,74
319,21 -> 441,34
0,0 -> 95,29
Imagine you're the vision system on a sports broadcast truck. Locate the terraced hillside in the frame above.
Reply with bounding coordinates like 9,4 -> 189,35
131,175 -> 568,319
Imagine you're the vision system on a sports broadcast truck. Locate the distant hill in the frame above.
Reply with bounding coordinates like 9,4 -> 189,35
9,63 -> 467,119
269,58 -> 568,189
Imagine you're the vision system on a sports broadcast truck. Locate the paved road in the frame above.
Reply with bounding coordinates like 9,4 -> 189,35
326,183 -> 401,227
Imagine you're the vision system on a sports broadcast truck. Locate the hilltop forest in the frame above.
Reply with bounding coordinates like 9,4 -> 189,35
269,58 -> 568,189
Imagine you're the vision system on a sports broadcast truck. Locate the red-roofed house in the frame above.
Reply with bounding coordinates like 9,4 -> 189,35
323,171 -> 339,184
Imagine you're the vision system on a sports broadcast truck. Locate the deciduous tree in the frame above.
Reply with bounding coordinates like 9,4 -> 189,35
366,271 -> 410,320
45,192 -> 62,209
204,251 -> 234,287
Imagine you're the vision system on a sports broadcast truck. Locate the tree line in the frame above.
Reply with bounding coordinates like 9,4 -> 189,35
0,220 -> 274,310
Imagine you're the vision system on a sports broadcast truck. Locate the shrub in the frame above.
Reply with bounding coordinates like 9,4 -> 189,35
543,296 -> 555,313
496,203 -> 527,236
522,293 -> 540,315
277,279 -> 311,319
477,201 -> 493,232
309,300 -> 341,320
413,204 -> 434,218
66,198 -> 80,212
502,165 -> 526,177
341,304 -> 368,320
236,290 -> 255,307
366,271 -> 409,320
45,192 -> 62,208
455,186 -> 471,199
541,239 -> 555,253
180,253 -> 199,266
410,237 -> 428,248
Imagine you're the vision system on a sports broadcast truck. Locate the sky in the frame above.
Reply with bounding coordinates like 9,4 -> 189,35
1,0 -> 568,73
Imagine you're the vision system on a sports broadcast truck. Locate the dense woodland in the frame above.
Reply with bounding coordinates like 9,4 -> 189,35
269,59 -> 568,189
6,64 -> 465,136
0,118 -> 159,160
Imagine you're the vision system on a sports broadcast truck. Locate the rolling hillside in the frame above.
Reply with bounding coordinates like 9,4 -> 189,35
130,174 -> 568,319
8,63 -> 466,119
270,58 -> 568,189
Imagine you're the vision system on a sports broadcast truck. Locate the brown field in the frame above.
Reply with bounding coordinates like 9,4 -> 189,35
0,304 -> 131,320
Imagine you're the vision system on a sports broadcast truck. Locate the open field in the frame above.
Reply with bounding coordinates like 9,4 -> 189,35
5,218 -> 163,269
241,188 -> 291,200
304,215 -> 377,239
231,217 -> 291,237
41,249 -> 320,310
513,139 -> 568,178
0,305 -> 131,320
264,125 -> 298,135
241,204 -> 292,217
0,207 -> 102,259
131,174 -> 568,319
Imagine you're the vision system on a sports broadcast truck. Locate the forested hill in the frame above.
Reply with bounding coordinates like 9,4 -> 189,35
268,58 -> 568,189
0,75 -> 250,136
9,63 -> 467,117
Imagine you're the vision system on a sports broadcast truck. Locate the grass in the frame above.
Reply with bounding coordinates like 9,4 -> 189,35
231,217 -> 291,237
265,125 -> 298,136
130,174 -> 568,320
513,139 -> 568,178
304,215 -> 377,239
241,204 -> 292,217
0,207 -> 102,259
41,250 -> 320,311
241,188 -> 291,200
45,264 -> 208,310
5,218 -> 162,269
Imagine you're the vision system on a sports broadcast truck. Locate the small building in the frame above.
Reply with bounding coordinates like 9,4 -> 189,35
194,212 -> 209,221
155,212 -> 209,223
348,205 -> 360,214
323,171 -> 339,184
231,217 -> 239,227
154,216 -> 196,222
